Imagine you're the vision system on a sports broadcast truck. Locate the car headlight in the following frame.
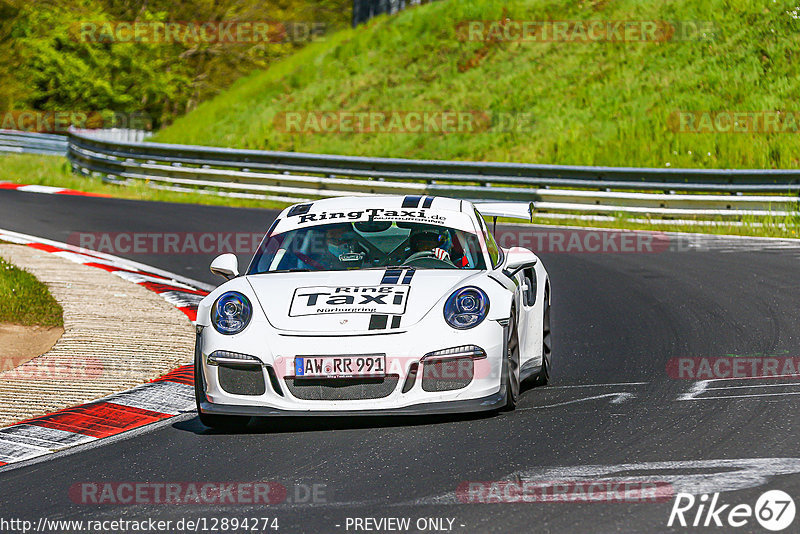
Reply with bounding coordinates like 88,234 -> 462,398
211,292 -> 252,335
444,287 -> 489,329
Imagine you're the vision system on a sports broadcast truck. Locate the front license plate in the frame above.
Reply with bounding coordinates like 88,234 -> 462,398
294,355 -> 386,379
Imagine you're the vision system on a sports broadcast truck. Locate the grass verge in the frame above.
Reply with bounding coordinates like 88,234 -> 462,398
0,154 -> 286,210
0,253 -> 64,327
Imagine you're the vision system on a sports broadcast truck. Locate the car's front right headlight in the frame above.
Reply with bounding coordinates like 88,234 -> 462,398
211,291 -> 252,335
443,286 -> 489,329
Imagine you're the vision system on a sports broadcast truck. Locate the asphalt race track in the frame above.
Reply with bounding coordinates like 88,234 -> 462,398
1,189 -> 799,533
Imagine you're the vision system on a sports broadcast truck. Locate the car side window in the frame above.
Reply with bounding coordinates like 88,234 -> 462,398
474,209 -> 503,269
486,228 -> 503,268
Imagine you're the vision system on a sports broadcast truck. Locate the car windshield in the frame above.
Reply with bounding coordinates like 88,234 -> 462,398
248,221 -> 487,273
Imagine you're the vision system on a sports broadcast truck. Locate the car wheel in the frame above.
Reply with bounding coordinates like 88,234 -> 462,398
194,349 -> 251,431
532,292 -> 552,387
501,307 -> 521,411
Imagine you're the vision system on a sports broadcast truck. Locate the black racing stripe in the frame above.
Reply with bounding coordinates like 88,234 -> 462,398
391,316 -> 402,329
402,195 -> 422,208
369,314 -> 389,330
393,293 -> 404,305
401,269 -> 415,284
381,269 -> 403,284
422,196 -> 434,208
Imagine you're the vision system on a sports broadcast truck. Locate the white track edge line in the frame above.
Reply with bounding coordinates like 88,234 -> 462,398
0,227 -> 214,291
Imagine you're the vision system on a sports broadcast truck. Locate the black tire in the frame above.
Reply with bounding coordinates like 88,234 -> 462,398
501,307 -> 521,411
194,350 -> 251,431
532,292 -> 552,387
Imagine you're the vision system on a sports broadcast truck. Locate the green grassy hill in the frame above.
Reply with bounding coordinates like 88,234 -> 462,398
153,0 -> 800,169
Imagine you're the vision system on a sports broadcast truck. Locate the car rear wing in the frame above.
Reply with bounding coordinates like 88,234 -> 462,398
474,202 -> 534,231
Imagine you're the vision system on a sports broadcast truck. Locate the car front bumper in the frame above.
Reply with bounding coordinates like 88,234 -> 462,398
196,319 -> 507,415
198,389 -> 506,417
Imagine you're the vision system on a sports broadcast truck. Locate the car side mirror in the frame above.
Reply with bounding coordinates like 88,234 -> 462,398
503,247 -> 538,278
210,253 -> 239,280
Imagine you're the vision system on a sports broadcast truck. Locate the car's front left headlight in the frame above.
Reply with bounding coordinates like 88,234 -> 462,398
211,291 -> 252,335
444,286 -> 489,329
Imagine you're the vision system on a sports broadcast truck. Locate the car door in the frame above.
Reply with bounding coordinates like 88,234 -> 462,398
517,266 -> 542,369
475,210 -> 540,369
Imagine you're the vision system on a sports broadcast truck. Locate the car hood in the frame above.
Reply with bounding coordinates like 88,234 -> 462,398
246,269 -> 480,333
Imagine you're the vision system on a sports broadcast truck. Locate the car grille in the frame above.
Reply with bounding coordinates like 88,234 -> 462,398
421,357 -> 474,392
218,365 -> 266,396
285,375 -> 400,400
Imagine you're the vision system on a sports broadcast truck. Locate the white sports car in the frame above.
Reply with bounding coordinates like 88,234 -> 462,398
194,195 -> 551,428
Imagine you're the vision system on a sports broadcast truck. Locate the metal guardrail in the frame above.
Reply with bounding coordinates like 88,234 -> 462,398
2,129 -> 799,218
0,129 -> 150,155
0,130 -> 68,156
65,130 -> 799,218
70,128 -> 153,143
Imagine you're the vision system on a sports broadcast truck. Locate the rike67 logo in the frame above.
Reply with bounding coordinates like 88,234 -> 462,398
668,490 -> 796,531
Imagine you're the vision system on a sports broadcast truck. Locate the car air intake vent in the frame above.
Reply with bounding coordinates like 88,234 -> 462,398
265,365 -> 284,397
401,363 -> 419,393
285,376 -> 399,400
218,365 -> 266,396
421,358 -> 474,392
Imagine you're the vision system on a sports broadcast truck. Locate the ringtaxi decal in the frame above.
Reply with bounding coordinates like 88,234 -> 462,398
295,208 -> 446,226
668,490 -> 796,531
289,286 -> 410,316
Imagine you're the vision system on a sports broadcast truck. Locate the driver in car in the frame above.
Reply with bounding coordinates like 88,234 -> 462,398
407,227 -> 453,263
320,224 -> 365,269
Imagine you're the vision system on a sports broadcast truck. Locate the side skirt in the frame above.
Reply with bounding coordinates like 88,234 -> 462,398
520,359 -> 542,383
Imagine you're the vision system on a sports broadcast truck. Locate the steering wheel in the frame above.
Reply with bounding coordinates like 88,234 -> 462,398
402,251 -> 456,268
